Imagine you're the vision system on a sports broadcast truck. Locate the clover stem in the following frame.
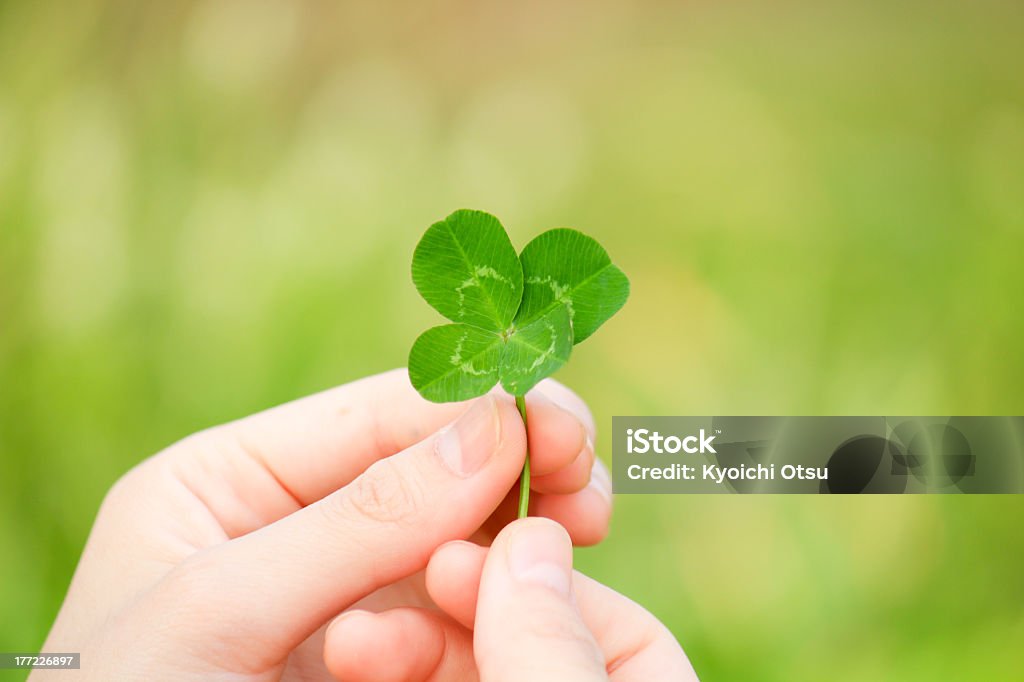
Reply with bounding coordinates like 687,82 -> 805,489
515,394 -> 530,519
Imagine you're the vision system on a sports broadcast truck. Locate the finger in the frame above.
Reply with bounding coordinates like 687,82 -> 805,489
428,535 -> 699,681
160,395 -> 526,669
521,389 -> 590,478
228,371 -> 594,499
474,518 -> 607,681
425,540 -> 484,629
532,458 -> 612,546
479,458 -> 612,547
323,608 -> 476,682
534,378 -> 596,442
530,434 -> 593,494
174,370 -> 594,536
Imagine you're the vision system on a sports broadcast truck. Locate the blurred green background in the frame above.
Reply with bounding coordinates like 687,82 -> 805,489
2,0 -> 1023,679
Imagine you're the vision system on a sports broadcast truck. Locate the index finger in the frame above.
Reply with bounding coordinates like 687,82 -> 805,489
199,369 -> 595,512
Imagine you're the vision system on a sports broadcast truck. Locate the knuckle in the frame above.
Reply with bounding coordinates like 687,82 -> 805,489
100,468 -> 141,510
335,458 -> 426,526
99,427 -> 224,515
96,461 -> 155,519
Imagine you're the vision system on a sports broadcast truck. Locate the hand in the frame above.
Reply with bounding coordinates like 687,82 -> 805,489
324,518 -> 699,681
36,369 -> 610,681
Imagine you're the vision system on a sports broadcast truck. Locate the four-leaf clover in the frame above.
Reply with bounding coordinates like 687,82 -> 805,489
409,209 -> 629,402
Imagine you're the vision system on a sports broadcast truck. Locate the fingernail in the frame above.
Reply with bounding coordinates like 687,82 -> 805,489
589,454 -> 612,504
436,396 -> 500,477
507,519 -> 573,595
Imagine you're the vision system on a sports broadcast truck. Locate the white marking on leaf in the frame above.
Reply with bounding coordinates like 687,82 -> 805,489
448,330 -> 491,376
454,278 -> 473,317
527,276 -> 575,319
525,322 -> 558,372
455,266 -> 515,319
475,265 -> 514,288
459,362 -> 490,376
449,332 -> 468,365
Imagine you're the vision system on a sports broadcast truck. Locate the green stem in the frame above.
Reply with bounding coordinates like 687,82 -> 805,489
515,394 -> 530,518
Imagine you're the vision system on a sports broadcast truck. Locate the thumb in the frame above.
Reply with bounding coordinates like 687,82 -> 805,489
474,518 -> 607,682
153,395 -> 527,670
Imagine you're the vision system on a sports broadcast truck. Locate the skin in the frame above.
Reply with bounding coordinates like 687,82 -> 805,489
34,369 -> 695,681
326,519 -> 700,681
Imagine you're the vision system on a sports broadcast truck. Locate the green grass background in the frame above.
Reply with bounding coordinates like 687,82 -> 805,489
2,1 -> 1023,679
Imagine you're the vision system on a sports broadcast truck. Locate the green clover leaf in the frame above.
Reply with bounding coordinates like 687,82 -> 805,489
497,305 -> 573,396
516,228 -> 630,344
411,209 -> 523,332
409,210 -> 628,403
408,323 -> 503,403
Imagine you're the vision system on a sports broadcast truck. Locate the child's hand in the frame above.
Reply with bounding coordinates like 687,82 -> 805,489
325,518 -> 699,681
35,369 -> 610,680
